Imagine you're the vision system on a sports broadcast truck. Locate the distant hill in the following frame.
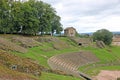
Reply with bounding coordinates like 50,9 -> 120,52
79,32 -> 93,35
80,31 -> 120,35
112,31 -> 120,35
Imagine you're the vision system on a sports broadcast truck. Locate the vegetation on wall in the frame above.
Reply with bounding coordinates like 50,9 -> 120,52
0,0 -> 63,35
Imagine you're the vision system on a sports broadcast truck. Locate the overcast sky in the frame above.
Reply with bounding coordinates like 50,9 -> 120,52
43,0 -> 120,33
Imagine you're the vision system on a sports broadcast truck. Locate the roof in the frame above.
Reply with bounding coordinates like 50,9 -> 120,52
64,27 -> 76,31
113,38 -> 120,42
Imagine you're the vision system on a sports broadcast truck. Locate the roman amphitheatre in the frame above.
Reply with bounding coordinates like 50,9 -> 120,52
1,0 -> 120,80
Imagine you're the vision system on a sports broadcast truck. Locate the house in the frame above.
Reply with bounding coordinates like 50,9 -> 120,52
112,35 -> 120,46
64,27 -> 76,37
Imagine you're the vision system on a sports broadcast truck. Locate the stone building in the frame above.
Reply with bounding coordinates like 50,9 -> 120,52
112,35 -> 120,46
70,37 -> 93,46
77,38 -> 93,46
64,27 -> 76,37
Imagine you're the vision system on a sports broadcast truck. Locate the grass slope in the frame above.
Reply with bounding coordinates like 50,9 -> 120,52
3,36 -> 81,80
0,64 -> 38,80
40,72 -> 82,80
1,35 -> 120,80
13,37 -> 80,68
79,46 -> 120,76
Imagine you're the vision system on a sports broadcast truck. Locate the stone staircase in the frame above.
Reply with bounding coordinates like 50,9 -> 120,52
48,51 -> 99,80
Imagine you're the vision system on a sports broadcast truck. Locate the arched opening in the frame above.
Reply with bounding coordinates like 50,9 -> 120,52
11,65 -> 17,70
78,43 -> 82,46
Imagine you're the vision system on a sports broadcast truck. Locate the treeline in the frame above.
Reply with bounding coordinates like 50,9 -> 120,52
0,0 -> 63,35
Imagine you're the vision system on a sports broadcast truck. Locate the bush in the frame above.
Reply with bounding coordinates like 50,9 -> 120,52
93,29 -> 113,45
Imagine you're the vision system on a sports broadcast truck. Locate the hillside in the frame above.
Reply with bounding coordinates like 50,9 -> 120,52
0,34 -> 82,80
0,49 -> 41,80
0,34 -> 120,80
79,46 -> 120,79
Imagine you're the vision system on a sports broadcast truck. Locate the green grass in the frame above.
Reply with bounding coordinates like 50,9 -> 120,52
80,65 -> 120,76
10,37 -> 82,80
109,46 -> 120,57
11,36 -> 120,78
40,72 -> 82,80
80,46 -> 120,62
13,37 -> 80,68
79,46 -> 120,76
16,46 -> 79,68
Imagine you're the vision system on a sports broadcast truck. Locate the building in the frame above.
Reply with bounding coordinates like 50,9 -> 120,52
64,27 -> 76,37
112,35 -> 120,46
70,37 -> 93,46
77,38 -> 93,46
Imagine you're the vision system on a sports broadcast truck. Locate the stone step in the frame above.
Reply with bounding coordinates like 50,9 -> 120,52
49,56 -> 80,70
48,51 -> 97,80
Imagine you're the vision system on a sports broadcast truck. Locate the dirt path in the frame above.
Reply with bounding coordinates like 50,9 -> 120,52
94,70 -> 120,80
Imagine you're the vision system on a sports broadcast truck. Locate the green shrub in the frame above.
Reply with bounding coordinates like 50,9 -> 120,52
93,29 -> 113,45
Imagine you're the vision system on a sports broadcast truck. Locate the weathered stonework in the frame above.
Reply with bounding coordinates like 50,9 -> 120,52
64,27 -> 76,37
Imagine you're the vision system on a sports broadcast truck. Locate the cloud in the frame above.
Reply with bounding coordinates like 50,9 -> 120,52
43,0 -> 120,33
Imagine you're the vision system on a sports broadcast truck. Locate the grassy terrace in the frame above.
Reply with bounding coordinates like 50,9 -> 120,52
1,36 -> 83,80
13,37 -> 80,68
13,41 -> 120,79
79,46 -> 120,76
2,35 -> 119,79
14,46 -> 80,68
40,72 -> 82,80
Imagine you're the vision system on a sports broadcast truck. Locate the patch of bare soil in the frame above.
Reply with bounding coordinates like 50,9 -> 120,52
94,70 -> 120,80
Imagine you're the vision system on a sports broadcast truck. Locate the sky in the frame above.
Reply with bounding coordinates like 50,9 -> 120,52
42,0 -> 120,33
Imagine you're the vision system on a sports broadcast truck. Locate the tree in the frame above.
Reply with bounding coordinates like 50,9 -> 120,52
0,0 -> 62,35
51,15 -> 63,35
12,0 -> 23,33
21,0 -> 40,35
93,29 -> 113,45
34,1 -> 62,35
0,0 -> 11,33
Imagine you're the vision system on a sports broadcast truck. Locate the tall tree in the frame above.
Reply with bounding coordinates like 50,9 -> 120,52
21,0 -> 39,35
51,15 -> 62,35
11,0 -> 23,33
0,0 -> 11,33
0,0 -> 62,35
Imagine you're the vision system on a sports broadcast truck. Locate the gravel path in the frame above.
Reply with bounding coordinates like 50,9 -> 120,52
94,70 -> 120,80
